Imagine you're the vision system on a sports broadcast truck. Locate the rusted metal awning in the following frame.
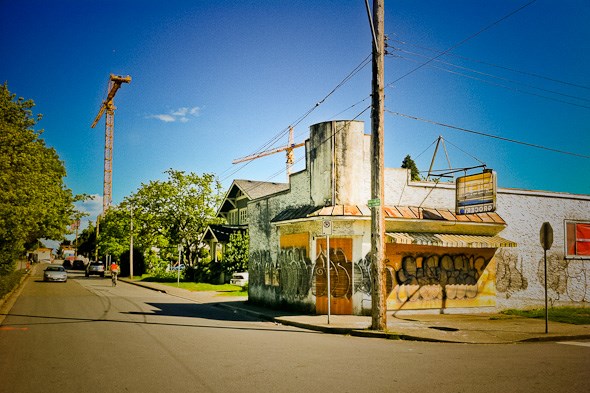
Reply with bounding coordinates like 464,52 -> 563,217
386,232 -> 517,248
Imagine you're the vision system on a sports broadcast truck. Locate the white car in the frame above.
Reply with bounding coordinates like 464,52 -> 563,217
230,272 -> 249,287
43,265 -> 67,282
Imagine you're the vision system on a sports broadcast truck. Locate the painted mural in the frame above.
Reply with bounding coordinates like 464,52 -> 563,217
383,244 -> 497,310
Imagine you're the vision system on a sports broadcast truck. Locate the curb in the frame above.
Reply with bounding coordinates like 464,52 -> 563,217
119,279 -> 590,344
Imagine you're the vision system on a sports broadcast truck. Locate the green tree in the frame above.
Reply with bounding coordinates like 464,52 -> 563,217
401,154 -> 421,181
126,169 -> 223,267
222,231 -> 249,276
0,83 -> 75,272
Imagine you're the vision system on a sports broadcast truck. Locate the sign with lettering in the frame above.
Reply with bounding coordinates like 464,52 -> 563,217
456,170 -> 497,215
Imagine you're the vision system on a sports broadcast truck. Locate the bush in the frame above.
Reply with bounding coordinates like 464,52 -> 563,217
0,269 -> 25,300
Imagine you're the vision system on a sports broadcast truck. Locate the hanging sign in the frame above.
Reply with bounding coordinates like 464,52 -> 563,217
456,169 -> 497,215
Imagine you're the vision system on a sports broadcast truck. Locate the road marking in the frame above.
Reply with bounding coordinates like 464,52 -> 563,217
557,341 -> 590,348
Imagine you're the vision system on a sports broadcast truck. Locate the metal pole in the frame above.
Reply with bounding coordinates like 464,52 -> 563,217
327,235 -> 331,325
129,206 -> 134,279
177,245 -> 182,287
544,248 -> 548,334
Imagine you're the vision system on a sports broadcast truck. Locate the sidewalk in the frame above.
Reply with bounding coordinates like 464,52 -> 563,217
121,279 -> 590,344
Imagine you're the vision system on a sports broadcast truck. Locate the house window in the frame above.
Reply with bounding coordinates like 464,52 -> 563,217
239,208 -> 248,225
566,221 -> 590,258
228,210 -> 238,225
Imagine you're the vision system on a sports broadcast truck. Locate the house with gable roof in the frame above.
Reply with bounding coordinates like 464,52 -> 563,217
202,179 -> 289,263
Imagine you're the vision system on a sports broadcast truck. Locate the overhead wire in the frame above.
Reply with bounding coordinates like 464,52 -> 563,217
389,51 -> 590,110
220,53 -> 371,184
384,0 -> 538,90
390,37 -> 590,92
386,109 -> 590,159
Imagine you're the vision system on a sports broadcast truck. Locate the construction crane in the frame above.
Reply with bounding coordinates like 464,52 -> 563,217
91,74 -> 131,213
232,126 -> 305,180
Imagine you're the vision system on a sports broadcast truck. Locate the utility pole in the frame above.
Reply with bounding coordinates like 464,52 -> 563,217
369,0 -> 386,331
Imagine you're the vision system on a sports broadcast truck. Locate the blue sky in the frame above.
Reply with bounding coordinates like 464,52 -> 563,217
2,0 -> 589,228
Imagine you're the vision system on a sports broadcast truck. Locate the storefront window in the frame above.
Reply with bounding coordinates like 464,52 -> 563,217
566,221 -> 590,257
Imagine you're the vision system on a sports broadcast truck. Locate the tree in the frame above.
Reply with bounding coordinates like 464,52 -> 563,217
401,154 -> 421,181
222,231 -> 249,276
126,169 -> 223,267
0,83 -> 76,272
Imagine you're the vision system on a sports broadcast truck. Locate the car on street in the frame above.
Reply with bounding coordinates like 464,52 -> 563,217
43,265 -> 67,282
72,259 -> 85,270
85,261 -> 105,277
230,272 -> 249,287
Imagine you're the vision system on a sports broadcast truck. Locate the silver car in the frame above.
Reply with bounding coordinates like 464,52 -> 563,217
43,265 -> 67,282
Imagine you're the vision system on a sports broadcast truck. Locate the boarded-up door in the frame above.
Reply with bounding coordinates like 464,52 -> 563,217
315,238 -> 353,315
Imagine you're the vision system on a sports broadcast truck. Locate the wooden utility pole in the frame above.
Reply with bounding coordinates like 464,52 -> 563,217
370,0 -> 386,331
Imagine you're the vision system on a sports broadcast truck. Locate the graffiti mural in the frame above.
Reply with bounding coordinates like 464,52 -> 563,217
496,249 -> 528,297
376,245 -> 498,310
315,238 -> 353,314
277,246 -> 313,299
250,249 -> 277,287
536,253 -> 589,303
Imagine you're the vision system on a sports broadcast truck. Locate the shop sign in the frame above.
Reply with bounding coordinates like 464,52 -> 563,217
456,170 -> 496,215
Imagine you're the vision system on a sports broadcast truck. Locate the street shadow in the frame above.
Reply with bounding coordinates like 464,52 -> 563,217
124,302 -> 261,323
0,311 -> 317,335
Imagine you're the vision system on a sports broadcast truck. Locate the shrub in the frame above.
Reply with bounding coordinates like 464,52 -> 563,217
0,269 -> 24,300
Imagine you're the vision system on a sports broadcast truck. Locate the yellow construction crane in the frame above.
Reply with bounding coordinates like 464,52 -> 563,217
232,126 -> 305,180
91,74 -> 131,213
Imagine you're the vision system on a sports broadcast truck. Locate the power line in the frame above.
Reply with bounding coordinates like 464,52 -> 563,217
390,37 -> 590,91
221,54 -> 371,182
386,109 -> 590,159
390,52 -> 590,110
390,48 -> 590,104
384,0 -> 538,90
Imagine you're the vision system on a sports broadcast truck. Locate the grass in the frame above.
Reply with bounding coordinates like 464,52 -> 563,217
501,307 -> 590,325
137,276 -> 247,297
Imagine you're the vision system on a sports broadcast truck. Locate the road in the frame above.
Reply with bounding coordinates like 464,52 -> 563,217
1,266 -> 589,393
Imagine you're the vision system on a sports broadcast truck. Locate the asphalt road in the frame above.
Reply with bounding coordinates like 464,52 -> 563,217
1,267 -> 589,393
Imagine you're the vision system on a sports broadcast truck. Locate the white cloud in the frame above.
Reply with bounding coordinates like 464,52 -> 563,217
147,106 -> 201,123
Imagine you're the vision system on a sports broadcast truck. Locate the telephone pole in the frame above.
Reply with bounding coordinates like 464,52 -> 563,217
369,0 -> 386,331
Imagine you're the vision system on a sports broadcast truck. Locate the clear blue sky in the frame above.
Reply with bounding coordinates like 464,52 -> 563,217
2,0 -> 589,227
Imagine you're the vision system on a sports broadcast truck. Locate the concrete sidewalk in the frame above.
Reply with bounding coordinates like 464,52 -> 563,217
121,279 -> 590,344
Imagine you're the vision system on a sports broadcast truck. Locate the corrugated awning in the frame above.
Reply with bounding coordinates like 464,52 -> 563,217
386,232 -> 517,248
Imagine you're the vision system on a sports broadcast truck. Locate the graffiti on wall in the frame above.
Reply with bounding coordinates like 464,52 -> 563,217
495,249 -> 528,298
277,246 -> 313,299
313,247 -> 353,299
536,253 -> 589,303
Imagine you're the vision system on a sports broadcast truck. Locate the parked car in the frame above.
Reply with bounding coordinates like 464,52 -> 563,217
72,259 -> 85,270
230,272 -> 249,287
85,261 -> 105,277
43,266 -> 67,282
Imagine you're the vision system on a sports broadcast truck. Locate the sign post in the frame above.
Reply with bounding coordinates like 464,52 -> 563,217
322,220 -> 333,324
540,222 -> 553,334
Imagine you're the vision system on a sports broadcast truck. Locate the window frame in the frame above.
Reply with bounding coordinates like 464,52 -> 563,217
564,220 -> 590,259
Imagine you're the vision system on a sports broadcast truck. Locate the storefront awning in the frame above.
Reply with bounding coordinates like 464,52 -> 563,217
386,232 -> 517,248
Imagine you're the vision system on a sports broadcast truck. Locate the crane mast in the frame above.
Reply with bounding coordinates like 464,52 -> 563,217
91,74 -> 131,213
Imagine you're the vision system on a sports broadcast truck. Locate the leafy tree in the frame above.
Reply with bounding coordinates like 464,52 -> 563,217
0,84 -> 75,272
222,231 -> 249,276
401,154 -> 421,181
126,169 -> 223,267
